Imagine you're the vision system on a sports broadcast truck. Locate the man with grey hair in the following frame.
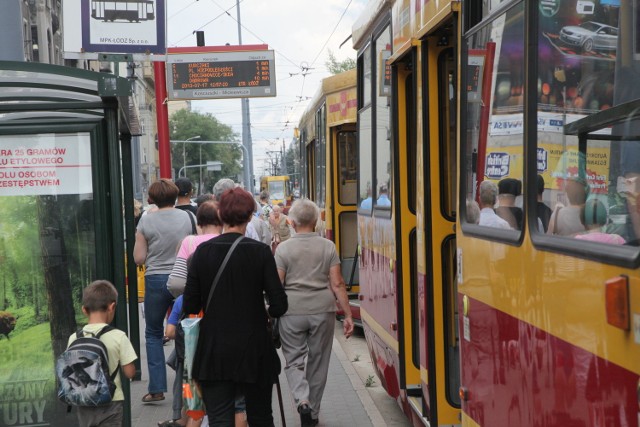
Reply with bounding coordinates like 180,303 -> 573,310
478,180 -> 510,229
211,178 -> 261,241
466,199 -> 481,224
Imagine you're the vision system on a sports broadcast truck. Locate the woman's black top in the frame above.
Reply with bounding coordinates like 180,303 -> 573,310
183,233 -> 288,385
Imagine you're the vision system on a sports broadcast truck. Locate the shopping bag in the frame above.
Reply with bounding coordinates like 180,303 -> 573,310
180,316 -> 206,420
182,374 -> 205,420
180,316 -> 201,380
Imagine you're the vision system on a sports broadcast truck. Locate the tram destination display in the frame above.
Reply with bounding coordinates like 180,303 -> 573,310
167,49 -> 276,100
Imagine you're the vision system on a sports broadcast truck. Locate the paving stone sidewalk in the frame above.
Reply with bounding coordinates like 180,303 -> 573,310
130,305 -> 379,427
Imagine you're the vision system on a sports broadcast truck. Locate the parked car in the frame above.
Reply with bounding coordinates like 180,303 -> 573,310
559,21 -> 618,53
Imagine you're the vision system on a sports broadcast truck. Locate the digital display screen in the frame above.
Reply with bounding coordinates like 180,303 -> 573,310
467,54 -> 485,103
467,64 -> 481,93
167,49 -> 276,100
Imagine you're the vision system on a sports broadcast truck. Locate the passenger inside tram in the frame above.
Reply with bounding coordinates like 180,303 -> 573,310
496,178 -> 523,230
575,199 -> 625,245
466,199 -> 480,224
478,180 -> 511,229
548,176 -> 588,236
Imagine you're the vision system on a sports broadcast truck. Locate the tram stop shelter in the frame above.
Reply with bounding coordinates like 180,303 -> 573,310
0,61 -> 141,427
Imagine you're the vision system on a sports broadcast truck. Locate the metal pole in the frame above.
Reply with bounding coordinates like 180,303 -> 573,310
171,140 -> 249,184
181,136 -> 201,178
154,61 -> 171,178
282,139 -> 286,176
199,146 -> 202,194
237,0 -> 253,190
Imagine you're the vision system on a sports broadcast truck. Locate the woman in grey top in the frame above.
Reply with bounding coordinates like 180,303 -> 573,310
274,199 -> 354,427
134,179 -> 194,403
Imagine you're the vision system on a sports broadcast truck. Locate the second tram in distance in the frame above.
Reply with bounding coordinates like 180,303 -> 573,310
298,69 -> 361,325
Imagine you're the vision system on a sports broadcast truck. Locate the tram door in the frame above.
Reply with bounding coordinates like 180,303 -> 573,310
331,126 -> 359,286
419,25 -> 461,425
395,52 -> 421,408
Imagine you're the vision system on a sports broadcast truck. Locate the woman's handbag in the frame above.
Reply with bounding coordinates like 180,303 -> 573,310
180,235 -> 244,420
271,232 -> 281,255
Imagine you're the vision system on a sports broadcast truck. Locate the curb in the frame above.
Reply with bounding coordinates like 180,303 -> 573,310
332,336 -> 386,427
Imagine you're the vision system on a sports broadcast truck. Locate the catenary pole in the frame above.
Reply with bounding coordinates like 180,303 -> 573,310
237,0 -> 254,191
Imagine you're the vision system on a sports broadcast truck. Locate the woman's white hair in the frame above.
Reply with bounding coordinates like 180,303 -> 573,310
288,198 -> 318,228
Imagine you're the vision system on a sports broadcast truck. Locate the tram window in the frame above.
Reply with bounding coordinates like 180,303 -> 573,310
439,48 -> 457,220
338,131 -> 357,205
375,26 -> 393,211
360,47 -> 372,108
307,142 -> 316,202
316,106 -> 326,208
462,2 -> 525,234
358,107 -> 373,212
533,1 -> 640,250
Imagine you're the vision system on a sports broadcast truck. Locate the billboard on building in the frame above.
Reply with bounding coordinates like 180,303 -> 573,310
63,0 -> 166,56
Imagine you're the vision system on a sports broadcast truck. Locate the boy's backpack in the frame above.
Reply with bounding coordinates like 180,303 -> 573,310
56,326 -> 120,407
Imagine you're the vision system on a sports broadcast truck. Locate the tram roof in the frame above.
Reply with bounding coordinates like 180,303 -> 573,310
0,61 -> 139,135
298,68 -> 357,140
352,0 -> 391,50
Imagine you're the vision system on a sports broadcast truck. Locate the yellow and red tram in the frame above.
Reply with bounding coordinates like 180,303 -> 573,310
298,69 -> 361,322
352,0 -> 460,425
351,0 -> 640,426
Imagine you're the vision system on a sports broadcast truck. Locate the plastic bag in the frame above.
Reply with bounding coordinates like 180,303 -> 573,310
180,317 -> 201,380
180,316 -> 206,419
182,374 -> 205,420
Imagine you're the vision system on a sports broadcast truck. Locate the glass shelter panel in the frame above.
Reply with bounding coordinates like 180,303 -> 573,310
464,3 -> 525,231
0,132 -> 96,425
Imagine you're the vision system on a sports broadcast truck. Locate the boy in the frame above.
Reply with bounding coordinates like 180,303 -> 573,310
67,280 -> 138,427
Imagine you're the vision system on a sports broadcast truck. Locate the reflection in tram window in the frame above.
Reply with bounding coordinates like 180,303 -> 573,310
537,0 -> 640,246
465,4 -> 525,233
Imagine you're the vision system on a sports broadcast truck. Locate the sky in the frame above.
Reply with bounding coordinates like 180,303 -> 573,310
165,0 -> 367,180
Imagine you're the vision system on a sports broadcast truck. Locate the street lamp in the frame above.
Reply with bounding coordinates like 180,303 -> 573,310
183,136 -> 201,178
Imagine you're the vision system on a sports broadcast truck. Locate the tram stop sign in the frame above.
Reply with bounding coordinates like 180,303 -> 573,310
207,161 -> 222,171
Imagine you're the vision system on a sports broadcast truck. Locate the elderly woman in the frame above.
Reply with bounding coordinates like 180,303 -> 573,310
274,198 -> 354,427
133,179 -> 195,403
183,187 -> 287,427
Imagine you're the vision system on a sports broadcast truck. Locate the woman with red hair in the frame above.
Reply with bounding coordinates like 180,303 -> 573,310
183,188 -> 287,427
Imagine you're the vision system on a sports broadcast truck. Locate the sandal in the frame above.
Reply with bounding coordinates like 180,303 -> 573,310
142,393 -> 165,403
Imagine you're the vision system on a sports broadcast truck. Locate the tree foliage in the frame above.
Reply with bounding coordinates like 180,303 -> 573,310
169,109 -> 242,193
284,141 -> 300,186
325,49 -> 356,75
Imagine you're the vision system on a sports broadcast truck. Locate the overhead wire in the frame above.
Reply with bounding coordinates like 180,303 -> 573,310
170,0 -> 357,143
308,0 -> 354,69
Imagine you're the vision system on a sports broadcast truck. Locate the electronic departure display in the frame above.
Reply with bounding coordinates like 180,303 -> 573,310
167,49 -> 276,100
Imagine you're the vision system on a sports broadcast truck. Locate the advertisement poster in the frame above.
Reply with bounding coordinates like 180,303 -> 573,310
484,142 -> 611,194
537,0 -> 619,114
0,134 -> 93,197
63,0 -> 166,55
0,134 -> 95,427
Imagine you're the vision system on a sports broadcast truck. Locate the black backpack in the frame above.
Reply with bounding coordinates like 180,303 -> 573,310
56,326 -> 120,407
